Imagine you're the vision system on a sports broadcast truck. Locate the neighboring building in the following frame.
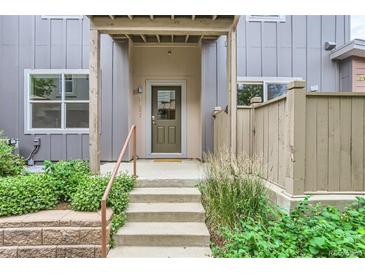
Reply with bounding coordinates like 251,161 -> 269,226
331,39 -> 365,92
1,15 -> 363,163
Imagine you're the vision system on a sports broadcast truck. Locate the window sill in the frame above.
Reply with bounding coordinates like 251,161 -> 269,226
24,129 -> 89,135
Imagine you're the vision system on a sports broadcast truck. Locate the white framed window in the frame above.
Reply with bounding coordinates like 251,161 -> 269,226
237,77 -> 302,106
24,69 -> 89,134
246,15 -> 286,23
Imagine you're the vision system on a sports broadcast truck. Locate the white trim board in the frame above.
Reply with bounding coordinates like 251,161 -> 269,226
145,79 -> 187,158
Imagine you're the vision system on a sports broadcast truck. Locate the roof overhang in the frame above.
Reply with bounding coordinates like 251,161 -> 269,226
330,39 -> 365,61
88,15 -> 239,44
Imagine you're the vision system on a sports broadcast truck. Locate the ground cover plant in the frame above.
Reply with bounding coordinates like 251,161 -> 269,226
200,150 -> 365,258
44,160 -> 90,202
0,174 -> 59,216
0,158 -> 135,245
0,130 -> 25,177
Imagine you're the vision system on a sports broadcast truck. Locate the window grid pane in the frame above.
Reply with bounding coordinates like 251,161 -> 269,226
31,103 -> 62,128
64,74 -> 89,101
30,74 -> 62,101
237,83 -> 264,106
65,102 -> 89,128
267,83 -> 288,100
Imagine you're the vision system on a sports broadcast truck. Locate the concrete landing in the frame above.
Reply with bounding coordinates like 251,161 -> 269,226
101,160 -> 205,182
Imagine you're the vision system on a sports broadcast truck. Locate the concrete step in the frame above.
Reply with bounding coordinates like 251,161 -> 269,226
129,187 -> 201,203
136,179 -> 200,188
126,203 -> 205,222
108,246 -> 211,258
115,222 -> 210,247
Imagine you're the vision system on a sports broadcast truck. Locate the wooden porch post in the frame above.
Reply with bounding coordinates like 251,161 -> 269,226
227,29 -> 237,156
89,29 -> 101,174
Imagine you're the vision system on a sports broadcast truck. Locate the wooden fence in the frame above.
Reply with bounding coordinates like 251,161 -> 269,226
214,81 -> 365,195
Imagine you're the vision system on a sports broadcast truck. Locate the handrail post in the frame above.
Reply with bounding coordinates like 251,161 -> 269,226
99,125 -> 136,258
101,200 -> 107,258
133,126 -> 137,177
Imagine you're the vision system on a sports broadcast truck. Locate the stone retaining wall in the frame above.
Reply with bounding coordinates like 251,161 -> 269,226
0,209 -> 112,258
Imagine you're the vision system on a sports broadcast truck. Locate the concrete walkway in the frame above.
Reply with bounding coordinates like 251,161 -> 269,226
106,160 -> 211,258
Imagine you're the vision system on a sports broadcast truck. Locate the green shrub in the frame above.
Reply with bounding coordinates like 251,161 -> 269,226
0,135 -> 25,177
70,173 -> 135,246
110,213 -> 127,248
70,176 -> 106,211
213,197 -> 365,258
200,150 -> 268,230
70,174 -> 134,212
44,160 -> 90,201
0,174 -> 59,216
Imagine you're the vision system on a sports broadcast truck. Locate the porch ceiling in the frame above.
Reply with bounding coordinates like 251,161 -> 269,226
88,15 -> 239,44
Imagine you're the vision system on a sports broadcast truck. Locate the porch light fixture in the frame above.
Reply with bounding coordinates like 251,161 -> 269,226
167,50 -> 172,55
134,86 -> 143,94
325,41 -> 336,50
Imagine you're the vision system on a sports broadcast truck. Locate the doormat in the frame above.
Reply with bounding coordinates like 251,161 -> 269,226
153,159 -> 182,163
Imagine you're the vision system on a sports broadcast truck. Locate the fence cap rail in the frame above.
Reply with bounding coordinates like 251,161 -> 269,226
307,92 -> 365,97
252,94 -> 287,109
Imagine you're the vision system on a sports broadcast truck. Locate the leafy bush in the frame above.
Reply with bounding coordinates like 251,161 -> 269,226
0,174 -> 59,216
110,213 -> 127,248
0,132 -> 25,177
212,197 -> 365,258
0,155 -> 135,245
202,150 -> 365,258
44,160 -> 90,201
71,174 -> 134,212
70,176 -> 107,211
200,150 -> 268,230
70,173 -> 135,246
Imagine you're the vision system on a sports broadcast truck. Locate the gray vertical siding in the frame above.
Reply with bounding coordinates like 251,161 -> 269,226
0,16 -> 130,161
202,15 -> 351,153
0,15 -> 352,159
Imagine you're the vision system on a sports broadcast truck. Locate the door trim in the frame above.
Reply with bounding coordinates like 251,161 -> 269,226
146,80 -> 187,158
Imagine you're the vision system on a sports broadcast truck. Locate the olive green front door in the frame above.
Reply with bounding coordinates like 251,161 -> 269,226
151,85 -> 181,153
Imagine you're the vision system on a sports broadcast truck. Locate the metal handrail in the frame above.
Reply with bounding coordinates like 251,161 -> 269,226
100,125 -> 137,257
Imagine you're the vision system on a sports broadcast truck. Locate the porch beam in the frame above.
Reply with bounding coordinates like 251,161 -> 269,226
101,29 -> 228,36
227,29 -> 237,156
89,29 -> 101,174
90,17 -> 234,35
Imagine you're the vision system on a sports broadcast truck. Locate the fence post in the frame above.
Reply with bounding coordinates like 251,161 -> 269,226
285,80 -> 306,196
